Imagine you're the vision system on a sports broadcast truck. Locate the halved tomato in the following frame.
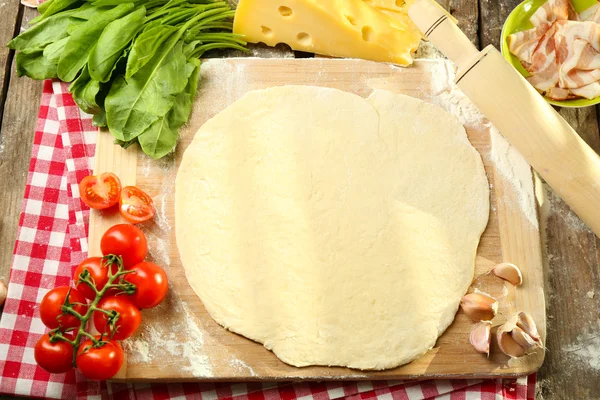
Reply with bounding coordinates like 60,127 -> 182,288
79,173 -> 121,210
119,186 -> 155,224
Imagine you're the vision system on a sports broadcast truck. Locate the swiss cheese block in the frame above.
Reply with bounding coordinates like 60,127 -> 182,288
233,0 -> 422,65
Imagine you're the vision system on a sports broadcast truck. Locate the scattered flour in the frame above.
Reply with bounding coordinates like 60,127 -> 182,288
124,301 -> 212,377
229,357 -> 257,377
563,333 -> 600,371
587,290 -> 595,299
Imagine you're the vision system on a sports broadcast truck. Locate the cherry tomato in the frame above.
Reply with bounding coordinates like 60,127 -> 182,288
73,257 -> 117,300
76,336 -> 124,381
100,224 -> 148,268
119,186 -> 155,224
124,262 -> 168,309
93,296 -> 141,340
40,286 -> 88,329
34,332 -> 75,373
79,173 -> 121,210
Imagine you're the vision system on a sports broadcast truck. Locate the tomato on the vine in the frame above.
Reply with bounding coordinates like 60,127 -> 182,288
100,224 -> 148,267
124,262 -> 168,309
119,186 -> 155,224
40,286 -> 88,329
34,332 -> 75,373
93,296 -> 141,340
76,336 -> 124,380
79,173 -> 121,210
73,257 -> 116,300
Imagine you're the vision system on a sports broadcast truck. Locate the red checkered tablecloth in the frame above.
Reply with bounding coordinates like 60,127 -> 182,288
0,80 -> 537,399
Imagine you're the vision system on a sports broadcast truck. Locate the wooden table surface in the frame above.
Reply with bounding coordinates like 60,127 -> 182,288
0,2 -> 599,399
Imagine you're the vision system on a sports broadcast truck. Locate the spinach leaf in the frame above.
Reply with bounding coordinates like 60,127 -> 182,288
137,58 -> 199,159
15,48 -> 58,79
8,10 -> 76,51
125,25 -> 177,79
57,2 -> 135,82
106,38 -> 189,141
69,66 -> 102,114
42,36 -> 69,64
93,111 -> 108,127
88,7 -> 146,82
31,0 -> 83,24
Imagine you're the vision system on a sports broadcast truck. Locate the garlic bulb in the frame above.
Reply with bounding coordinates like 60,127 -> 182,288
496,312 -> 542,358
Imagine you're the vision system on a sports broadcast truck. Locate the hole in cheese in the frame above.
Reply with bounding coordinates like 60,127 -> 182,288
261,25 -> 273,37
345,14 -> 357,26
296,32 -> 312,46
278,6 -> 293,16
361,26 -> 374,41
395,0 -> 405,6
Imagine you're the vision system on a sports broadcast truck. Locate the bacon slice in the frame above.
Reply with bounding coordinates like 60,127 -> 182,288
571,81 -> 600,98
579,2 -> 600,21
526,23 -> 560,91
508,28 -> 543,65
546,86 -> 573,100
509,0 -> 600,100
530,0 -> 572,27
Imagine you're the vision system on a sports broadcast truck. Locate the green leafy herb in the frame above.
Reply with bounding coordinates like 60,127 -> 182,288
88,7 -> 146,82
7,10 -> 76,51
16,48 -> 58,79
69,66 -> 102,114
57,2 -> 135,82
9,0 -> 248,159
32,0 -> 83,24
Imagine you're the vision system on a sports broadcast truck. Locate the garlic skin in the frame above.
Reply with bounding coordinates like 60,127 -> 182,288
492,263 -> 523,286
0,279 -> 7,308
470,321 -> 492,356
496,312 -> 542,358
460,292 -> 498,321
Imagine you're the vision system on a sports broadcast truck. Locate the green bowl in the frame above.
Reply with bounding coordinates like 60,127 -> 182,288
500,0 -> 600,107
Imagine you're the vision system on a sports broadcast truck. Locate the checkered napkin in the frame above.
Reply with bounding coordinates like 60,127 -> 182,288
0,80 -> 537,399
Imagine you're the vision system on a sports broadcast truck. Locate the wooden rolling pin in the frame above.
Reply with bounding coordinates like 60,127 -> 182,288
408,0 -> 600,236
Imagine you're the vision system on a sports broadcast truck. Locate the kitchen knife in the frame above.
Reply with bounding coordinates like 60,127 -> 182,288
408,0 -> 600,237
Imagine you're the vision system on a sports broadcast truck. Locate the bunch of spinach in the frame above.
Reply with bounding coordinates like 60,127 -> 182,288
8,0 -> 247,159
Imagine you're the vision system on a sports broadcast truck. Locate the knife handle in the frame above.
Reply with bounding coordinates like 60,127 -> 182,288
458,46 -> 600,236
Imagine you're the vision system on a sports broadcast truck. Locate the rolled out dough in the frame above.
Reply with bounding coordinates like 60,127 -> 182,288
175,86 -> 489,370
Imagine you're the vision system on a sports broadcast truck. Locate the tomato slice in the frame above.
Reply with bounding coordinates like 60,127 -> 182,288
79,173 -> 121,210
119,186 -> 155,224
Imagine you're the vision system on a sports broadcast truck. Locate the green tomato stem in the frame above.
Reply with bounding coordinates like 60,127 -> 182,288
54,254 -> 133,366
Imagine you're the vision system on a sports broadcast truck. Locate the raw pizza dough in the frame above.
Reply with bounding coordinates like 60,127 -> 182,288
175,86 -> 489,370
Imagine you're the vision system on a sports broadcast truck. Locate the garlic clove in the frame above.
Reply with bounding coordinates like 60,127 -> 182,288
497,329 -> 526,358
492,262 -> 523,286
0,279 -> 7,308
460,292 -> 498,321
20,0 -> 40,8
496,315 -> 526,357
470,321 -> 492,356
511,327 -> 540,351
516,311 -> 542,345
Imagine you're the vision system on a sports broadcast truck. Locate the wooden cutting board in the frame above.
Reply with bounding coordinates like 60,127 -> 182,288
88,58 -> 545,382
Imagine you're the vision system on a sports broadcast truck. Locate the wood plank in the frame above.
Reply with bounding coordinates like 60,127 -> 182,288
0,8 -> 43,283
87,58 -> 545,381
0,1 -> 22,123
537,107 -> 600,399
478,0 -> 522,48
436,0 -> 479,46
